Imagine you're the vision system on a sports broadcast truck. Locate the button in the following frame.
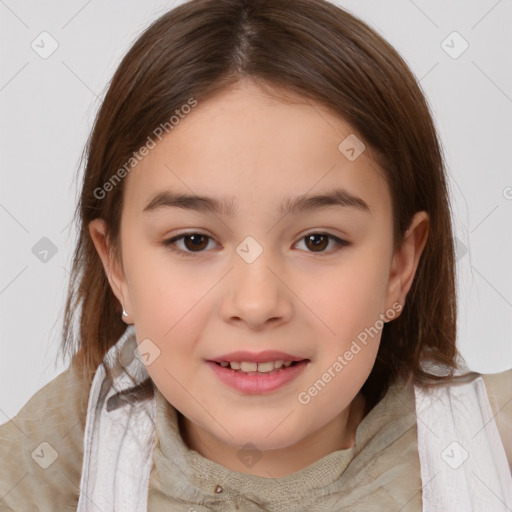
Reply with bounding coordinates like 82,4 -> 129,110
214,484 -> 223,494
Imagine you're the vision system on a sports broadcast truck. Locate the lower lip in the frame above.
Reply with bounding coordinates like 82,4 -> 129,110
206,360 -> 309,394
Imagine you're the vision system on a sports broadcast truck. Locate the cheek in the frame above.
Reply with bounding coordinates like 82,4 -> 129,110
126,254 -> 214,405
300,260 -> 387,408
303,251 -> 390,333
125,238 -> 213,325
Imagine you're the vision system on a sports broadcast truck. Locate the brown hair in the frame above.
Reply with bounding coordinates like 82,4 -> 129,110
60,0 -> 463,413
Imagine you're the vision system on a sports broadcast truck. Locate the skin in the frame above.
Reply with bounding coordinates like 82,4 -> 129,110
89,78 -> 429,478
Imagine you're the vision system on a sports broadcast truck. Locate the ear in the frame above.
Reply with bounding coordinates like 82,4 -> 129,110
88,218 -> 132,324
384,211 -> 429,317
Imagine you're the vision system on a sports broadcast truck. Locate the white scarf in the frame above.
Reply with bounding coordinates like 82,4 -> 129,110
76,325 -> 512,511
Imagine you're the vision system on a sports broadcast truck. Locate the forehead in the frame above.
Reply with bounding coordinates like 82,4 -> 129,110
123,81 -> 391,219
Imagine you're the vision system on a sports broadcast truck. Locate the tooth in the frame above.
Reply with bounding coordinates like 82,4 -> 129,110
240,361 -> 258,372
257,361 -> 275,372
223,360 -> 296,372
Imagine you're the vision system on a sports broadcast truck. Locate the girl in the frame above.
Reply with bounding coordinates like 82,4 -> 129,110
1,0 -> 511,510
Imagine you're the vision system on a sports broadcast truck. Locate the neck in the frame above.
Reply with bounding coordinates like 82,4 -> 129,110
178,392 -> 367,478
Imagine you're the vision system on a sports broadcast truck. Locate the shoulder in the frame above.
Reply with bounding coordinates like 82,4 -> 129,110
0,360 -> 94,511
481,368 -> 512,472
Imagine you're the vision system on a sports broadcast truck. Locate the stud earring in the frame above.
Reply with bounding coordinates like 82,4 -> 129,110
122,305 -> 128,317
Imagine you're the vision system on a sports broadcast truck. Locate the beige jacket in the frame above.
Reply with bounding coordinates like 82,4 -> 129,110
1,351 -> 511,511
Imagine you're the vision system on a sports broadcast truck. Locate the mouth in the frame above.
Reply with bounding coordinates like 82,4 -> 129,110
206,359 -> 310,394
209,359 -> 307,375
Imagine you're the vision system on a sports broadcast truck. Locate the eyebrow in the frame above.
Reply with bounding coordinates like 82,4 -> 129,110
142,188 -> 371,217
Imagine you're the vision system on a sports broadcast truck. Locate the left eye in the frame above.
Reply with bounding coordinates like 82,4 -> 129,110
295,232 -> 348,253
161,232 -> 348,256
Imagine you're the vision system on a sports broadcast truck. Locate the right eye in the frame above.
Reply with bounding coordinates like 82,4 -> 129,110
161,232 -> 219,257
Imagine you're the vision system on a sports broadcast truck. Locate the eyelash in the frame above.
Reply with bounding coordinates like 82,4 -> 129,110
161,231 -> 349,257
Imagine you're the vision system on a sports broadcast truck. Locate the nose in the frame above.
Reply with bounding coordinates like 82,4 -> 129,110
220,250 -> 293,331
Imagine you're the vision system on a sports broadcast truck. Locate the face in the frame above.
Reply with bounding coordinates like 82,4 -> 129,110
90,79 -> 428,475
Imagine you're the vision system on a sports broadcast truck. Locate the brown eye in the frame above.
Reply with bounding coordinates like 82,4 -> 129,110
162,232 -> 216,256
295,232 -> 349,255
182,234 -> 209,251
162,231 -> 348,258
304,233 -> 329,252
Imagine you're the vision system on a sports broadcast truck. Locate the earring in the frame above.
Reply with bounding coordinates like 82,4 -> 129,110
122,304 -> 128,317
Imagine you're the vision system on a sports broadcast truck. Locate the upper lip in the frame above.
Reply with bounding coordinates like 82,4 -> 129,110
207,350 -> 309,364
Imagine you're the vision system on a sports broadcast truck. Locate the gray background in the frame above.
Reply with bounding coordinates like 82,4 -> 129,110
1,0 -> 511,420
